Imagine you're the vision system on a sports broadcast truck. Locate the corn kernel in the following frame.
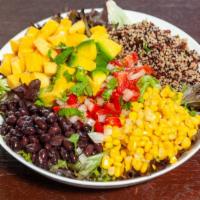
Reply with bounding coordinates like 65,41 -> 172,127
181,137 -> 191,149
101,155 -> 111,169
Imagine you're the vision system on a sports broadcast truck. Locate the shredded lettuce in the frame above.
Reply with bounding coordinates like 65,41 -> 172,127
50,160 -> 68,172
0,77 -> 10,98
18,150 -> 32,163
68,134 -> 80,150
137,75 -> 160,102
106,0 -> 131,27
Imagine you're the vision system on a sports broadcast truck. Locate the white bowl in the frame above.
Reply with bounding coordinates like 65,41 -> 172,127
0,9 -> 200,189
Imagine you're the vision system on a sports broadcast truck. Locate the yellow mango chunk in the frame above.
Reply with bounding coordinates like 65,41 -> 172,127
90,26 -> 107,34
69,20 -> 85,34
34,37 -> 57,58
10,40 -> 19,54
18,36 -> 34,50
44,62 -> 57,76
91,32 -> 109,40
26,26 -> 39,38
20,72 -> 33,85
32,72 -> 50,88
7,74 -> 20,89
65,33 -> 87,47
25,52 -> 43,72
11,57 -> 25,74
48,33 -> 67,46
60,18 -> 72,29
40,19 -> 59,38
0,54 -> 14,76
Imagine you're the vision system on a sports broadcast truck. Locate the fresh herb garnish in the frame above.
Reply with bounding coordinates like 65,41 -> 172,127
68,134 -> 80,150
0,77 -> 10,98
35,99 -> 45,107
63,71 -> 73,82
143,42 -> 151,53
58,108 -> 83,117
54,47 -> 74,65
102,78 -> 118,101
18,150 -> 32,163
122,101 -> 132,110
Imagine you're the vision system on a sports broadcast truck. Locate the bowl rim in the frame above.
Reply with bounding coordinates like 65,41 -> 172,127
0,9 -> 200,189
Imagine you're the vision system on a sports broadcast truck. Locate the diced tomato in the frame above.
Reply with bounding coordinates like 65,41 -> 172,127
94,122 -> 104,132
109,60 -> 123,67
53,106 -> 60,112
103,102 -> 119,115
123,52 -> 138,68
95,88 -> 105,97
114,71 -> 129,94
111,91 -> 121,112
143,64 -> 154,74
67,94 -> 78,105
105,116 -> 122,127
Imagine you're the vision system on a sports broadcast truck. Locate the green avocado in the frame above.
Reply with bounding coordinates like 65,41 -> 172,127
96,38 -> 122,60
77,39 -> 97,60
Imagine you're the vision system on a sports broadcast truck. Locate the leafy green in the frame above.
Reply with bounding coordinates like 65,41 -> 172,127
102,78 -> 118,101
143,42 -> 151,53
50,160 -> 68,172
70,69 -> 93,96
137,75 -> 160,102
63,71 -> 72,82
59,108 -> 83,117
47,49 -> 54,61
95,53 -> 110,74
18,150 -> 32,163
54,47 -> 73,65
0,77 -> 10,98
122,101 -> 132,110
70,153 -> 103,178
34,99 -> 45,107
68,134 -> 80,150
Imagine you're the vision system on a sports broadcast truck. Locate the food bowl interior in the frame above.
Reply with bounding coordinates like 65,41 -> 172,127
0,9 -> 200,189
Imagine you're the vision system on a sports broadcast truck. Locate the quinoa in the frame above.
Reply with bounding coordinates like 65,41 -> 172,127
109,21 -> 200,90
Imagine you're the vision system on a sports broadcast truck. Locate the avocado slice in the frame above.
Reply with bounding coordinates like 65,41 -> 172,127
69,53 -> 96,71
96,38 -> 122,60
77,40 -> 97,60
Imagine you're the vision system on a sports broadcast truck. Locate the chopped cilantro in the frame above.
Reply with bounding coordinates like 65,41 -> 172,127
18,150 -> 32,163
102,89 -> 113,101
107,78 -> 118,89
54,47 -> 73,65
47,49 -> 54,61
35,99 -> 45,107
122,102 -> 132,110
143,42 -> 151,53
63,71 -> 72,82
102,78 -> 118,101
58,108 -> 83,117
68,134 -> 80,150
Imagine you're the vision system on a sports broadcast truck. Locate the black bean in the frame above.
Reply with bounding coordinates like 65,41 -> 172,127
72,121 -> 82,132
94,143 -> 103,153
25,126 -> 36,135
69,152 -> 77,163
13,84 -> 27,98
21,136 -> 29,147
29,135 -> 39,144
48,149 -> 59,164
84,144 -> 94,156
10,128 -> 22,137
34,117 -> 47,130
50,135 -> 64,146
60,147 -> 68,160
20,109 -> 28,116
40,134 -> 51,143
0,104 -> 7,112
63,140 -> 73,151
45,143 -> 52,150
48,126 -> 61,136
78,140 -> 88,148
81,124 -> 92,133
46,113 -> 57,123
15,111 -> 21,118
26,143 -> 41,153
38,149 -> 48,164
39,108 -> 51,117
29,105 -> 38,114
64,130 -> 73,137
31,153 -> 37,163
11,138 -> 22,151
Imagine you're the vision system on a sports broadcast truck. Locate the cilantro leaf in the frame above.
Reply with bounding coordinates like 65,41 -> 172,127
54,47 -> 73,65
70,82 -> 87,96
143,42 -> 151,53
107,78 -> 118,89
122,102 -> 131,110
18,150 -> 32,163
58,108 -> 83,117
35,99 -> 45,107
102,89 -> 113,101
63,71 -> 72,82
68,134 -> 80,150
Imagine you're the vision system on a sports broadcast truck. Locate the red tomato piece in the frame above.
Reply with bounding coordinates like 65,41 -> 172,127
109,60 -> 123,67
111,91 -> 121,113
67,94 -> 78,105
105,116 -> 122,127
123,52 -> 138,68
94,122 -> 104,132
53,106 -> 60,112
114,71 -> 129,94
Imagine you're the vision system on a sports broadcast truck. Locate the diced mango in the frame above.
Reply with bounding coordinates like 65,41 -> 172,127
7,74 -> 20,88
25,51 -> 43,72
48,33 -> 67,46
20,72 -> 33,85
91,32 -> 109,40
26,26 -> 39,38
65,33 -> 87,47
32,72 -> 50,88
11,57 -> 25,74
69,20 -> 85,34
10,40 -> 19,54
40,19 -> 59,38
0,54 -> 14,76
44,62 -> 57,76
90,26 -> 107,34
18,48 -> 34,63
18,36 -> 34,50
34,37 -> 57,58
60,18 -> 72,28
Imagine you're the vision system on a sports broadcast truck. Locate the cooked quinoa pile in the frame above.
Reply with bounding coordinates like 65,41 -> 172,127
109,21 -> 200,90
